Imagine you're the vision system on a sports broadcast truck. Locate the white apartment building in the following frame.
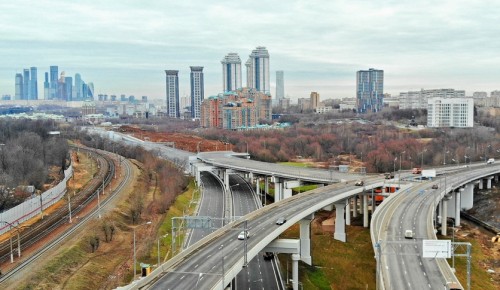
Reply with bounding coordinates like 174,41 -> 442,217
400,89 -> 465,109
427,97 -> 474,128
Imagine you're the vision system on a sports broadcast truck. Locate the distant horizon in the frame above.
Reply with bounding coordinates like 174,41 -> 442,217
1,1 -> 499,102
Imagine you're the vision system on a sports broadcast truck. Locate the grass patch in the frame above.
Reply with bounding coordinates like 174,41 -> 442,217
278,162 -> 311,168
292,184 -> 318,194
279,215 -> 375,290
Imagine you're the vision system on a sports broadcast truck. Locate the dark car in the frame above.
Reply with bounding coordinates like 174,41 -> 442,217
432,184 -> 439,189
355,180 -> 364,186
263,252 -> 274,260
276,217 -> 287,225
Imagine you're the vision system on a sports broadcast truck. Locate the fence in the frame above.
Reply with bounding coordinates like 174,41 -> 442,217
0,165 -> 73,235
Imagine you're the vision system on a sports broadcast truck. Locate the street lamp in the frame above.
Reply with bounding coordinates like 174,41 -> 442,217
133,221 -> 152,280
443,150 -> 449,165
398,151 -> 405,189
197,141 -> 202,153
157,233 -> 169,268
0,221 -> 22,262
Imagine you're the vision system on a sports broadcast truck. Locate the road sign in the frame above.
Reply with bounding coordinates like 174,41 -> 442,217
422,240 -> 451,258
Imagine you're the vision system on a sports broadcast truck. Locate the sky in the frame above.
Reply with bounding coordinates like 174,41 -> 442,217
1,0 -> 500,102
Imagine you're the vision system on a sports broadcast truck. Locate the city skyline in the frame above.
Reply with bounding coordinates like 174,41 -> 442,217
1,1 -> 499,101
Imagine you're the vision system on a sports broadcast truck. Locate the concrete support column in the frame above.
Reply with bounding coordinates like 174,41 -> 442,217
439,199 -> 443,225
249,172 -> 254,183
292,254 -> 300,290
462,183 -> 474,210
275,181 -> 283,202
455,189 -> 462,227
478,179 -> 483,190
265,177 -> 269,200
299,214 -> 313,265
441,198 -> 448,236
359,194 -> 364,215
363,194 -> 369,228
346,198 -> 351,226
256,177 -> 260,198
494,175 -> 499,183
486,176 -> 494,189
334,201 -> 347,242
352,195 -> 358,218
223,169 -> 230,190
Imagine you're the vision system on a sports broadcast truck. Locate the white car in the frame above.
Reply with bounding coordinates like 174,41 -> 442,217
404,230 -> 414,239
238,231 -> 249,240
487,158 -> 495,164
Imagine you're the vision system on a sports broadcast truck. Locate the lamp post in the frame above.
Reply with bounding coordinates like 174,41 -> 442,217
157,233 -> 169,268
443,149 -> 449,165
197,141 -> 202,153
398,151 -> 405,189
245,141 -> 248,154
133,221 -> 152,280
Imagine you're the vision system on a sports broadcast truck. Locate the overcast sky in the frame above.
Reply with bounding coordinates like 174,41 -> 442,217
1,0 -> 499,101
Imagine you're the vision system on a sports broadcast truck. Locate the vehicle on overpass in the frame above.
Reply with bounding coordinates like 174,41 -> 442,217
487,158 -> 495,164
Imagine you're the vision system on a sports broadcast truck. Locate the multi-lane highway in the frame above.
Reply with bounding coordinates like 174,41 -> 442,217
372,164 -> 500,289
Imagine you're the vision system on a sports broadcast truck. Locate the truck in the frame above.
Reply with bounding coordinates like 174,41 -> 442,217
412,167 -> 422,174
421,169 -> 436,179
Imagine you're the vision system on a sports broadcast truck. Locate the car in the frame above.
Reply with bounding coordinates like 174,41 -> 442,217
404,230 -> 414,239
432,184 -> 439,189
238,231 -> 249,240
487,158 -> 495,164
354,180 -> 364,186
276,217 -> 287,225
263,252 -> 274,260
384,172 -> 394,179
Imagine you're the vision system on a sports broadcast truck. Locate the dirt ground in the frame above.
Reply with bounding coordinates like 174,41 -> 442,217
115,125 -> 232,152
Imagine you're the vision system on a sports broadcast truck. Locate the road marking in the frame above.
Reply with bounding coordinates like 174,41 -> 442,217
180,275 -> 185,280
428,284 -> 432,288
194,264 -> 198,268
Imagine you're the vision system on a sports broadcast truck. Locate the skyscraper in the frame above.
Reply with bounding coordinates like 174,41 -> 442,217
190,66 -> 204,119
44,72 -> 49,99
165,70 -> 180,118
247,46 -> 270,94
276,71 -> 284,100
74,73 -> 82,100
310,92 -> 320,110
15,73 -> 23,100
221,53 -> 242,92
245,59 -> 253,89
23,69 -> 30,100
65,77 -> 73,101
356,68 -> 384,113
30,67 -> 38,100
49,66 -> 58,99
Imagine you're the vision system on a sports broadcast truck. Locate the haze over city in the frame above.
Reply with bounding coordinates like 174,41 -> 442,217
1,0 -> 499,101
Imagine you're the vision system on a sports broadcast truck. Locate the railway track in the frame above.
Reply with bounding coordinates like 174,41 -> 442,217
0,146 -> 124,282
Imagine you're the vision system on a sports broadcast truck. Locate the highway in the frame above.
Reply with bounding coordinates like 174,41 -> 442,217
140,181 -> 377,289
229,174 -> 282,290
372,164 -> 500,289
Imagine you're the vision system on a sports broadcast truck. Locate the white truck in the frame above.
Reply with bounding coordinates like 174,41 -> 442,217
421,169 -> 436,179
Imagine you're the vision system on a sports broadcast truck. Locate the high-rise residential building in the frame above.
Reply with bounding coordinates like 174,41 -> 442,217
43,72 -> 49,99
15,73 -> 23,100
310,92 -> 320,110
245,59 -> 253,89
75,73 -> 82,100
165,70 -> 180,118
356,68 -> 384,113
23,69 -> 30,100
276,71 -> 284,100
65,77 -> 73,101
247,46 -> 270,94
30,67 -> 38,100
427,97 -> 473,128
221,53 -> 242,92
49,66 -> 58,99
200,87 -> 272,129
190,66 -> 204,119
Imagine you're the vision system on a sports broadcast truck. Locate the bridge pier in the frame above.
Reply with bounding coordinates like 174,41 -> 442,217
461,183 -> 474,210
359,194 -> 364,215
363,194 -> 369,228
352,195 -> 358,218
292,253 -> 300,290
272,177 -> 283,202
486,176 -> 494,189
441,195 -> 450,236
346,198 -> 351,226
334,200 -> 347,242
299,214 -> 313,265
478,178 -> 483,190
455,189 -> 462,227
495,175 -> 499,183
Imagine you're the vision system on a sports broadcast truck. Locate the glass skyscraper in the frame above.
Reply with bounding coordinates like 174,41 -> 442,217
165,70 -> 180,118
44,72 -> 49,99
23,69 -> 30,100
221,53 -> 242,92
247,46 -> 270,94
30,67 -> 38,100
15,73 -> 23,100
276,70 -> 284,100
190,66 -> 204,119
49,66 -> 58,99
356,68 -> 384,113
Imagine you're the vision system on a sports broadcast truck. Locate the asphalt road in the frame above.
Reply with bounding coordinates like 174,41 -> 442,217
229,174 -> 282,290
